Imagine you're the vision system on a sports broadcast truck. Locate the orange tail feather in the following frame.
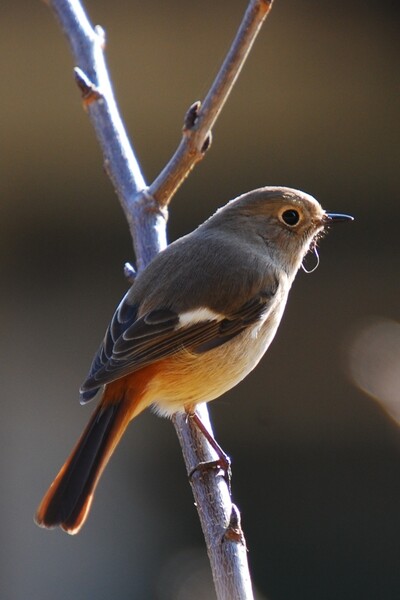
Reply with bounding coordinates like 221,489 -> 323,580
35,373 -> 151,534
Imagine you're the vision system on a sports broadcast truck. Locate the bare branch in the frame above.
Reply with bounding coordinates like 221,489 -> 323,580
45,1 -> 274,597
150,0 -> 274,208
47,0 -> 165,269
173,408 -> 254,600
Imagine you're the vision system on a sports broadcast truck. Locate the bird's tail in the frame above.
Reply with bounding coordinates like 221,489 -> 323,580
35,377 -> 148,534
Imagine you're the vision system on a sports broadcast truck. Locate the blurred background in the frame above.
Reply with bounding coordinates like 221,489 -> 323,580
1,1 -> 399,598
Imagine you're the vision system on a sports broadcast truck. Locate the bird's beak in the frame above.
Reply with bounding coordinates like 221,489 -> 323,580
325,212 -> 354,224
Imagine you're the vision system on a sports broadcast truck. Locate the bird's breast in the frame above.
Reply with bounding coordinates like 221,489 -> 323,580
147,289 -> 289,417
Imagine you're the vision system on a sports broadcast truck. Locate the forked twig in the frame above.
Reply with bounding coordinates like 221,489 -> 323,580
44,1 -> 274,597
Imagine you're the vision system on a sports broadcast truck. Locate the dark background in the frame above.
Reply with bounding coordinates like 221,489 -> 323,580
1,1 -> 399,599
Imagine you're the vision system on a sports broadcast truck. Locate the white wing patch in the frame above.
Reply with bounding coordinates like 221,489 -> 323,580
178,307 -> 224,328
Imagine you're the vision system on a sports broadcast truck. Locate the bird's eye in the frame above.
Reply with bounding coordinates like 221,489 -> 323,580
280,209 -> 300,227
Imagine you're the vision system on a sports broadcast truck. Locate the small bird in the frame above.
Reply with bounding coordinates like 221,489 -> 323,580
35,186 -> 352,534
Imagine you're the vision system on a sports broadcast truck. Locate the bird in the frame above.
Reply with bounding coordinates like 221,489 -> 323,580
35,186 -> 352,534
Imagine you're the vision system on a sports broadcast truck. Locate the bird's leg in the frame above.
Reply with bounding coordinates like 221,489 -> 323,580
186,409 -> 232,490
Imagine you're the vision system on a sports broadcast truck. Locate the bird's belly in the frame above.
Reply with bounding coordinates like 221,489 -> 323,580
147,310 -> 283,417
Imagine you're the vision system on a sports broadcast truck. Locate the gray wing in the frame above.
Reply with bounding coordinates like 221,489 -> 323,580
80,289 -> 276,403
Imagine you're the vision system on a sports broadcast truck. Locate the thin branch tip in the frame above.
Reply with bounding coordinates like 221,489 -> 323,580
149,0 -> 273,215
74,67 -> 103,106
